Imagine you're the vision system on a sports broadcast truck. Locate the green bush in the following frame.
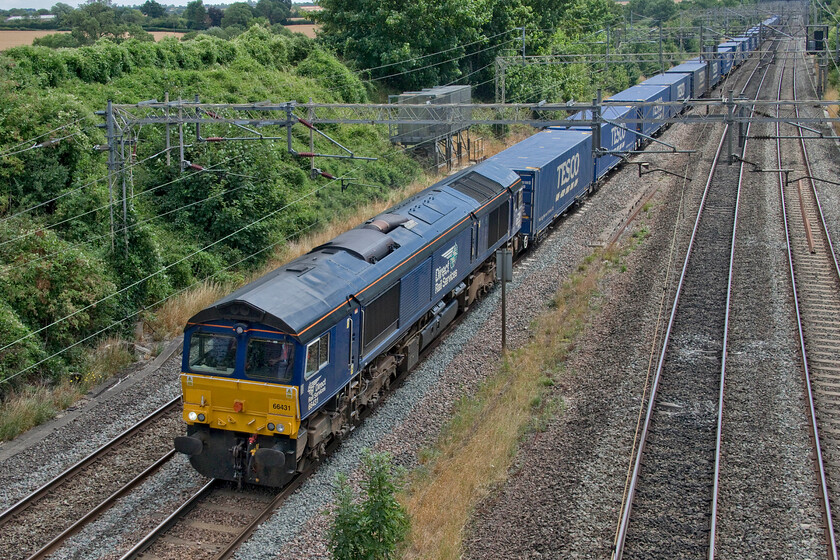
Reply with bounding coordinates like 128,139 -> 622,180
0,302 -> 47,386
328,451 -> 409,560
296,48 -> 367,103
0,224 -> 117,364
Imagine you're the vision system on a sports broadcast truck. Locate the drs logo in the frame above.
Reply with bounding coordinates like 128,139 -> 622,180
558,153 -> 580,186
677,84 -> 686,99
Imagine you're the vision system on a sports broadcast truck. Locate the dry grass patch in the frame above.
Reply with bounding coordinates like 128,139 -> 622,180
0,336 -> 136,441
0,381 -> 78,442
84,336 -> 137,386
148,281 -> 228,340
402,247 -> 620,560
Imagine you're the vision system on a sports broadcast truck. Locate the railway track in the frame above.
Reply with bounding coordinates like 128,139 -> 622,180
118,478 -> 293,560
0,397 -> 182,560
777,39 -> 840,558
612,36 -> 776,560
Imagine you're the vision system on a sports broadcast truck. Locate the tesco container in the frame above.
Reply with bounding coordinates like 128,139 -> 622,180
717,44 -> 736,74
639,72 -> 691,116
731,37 -> 751,60
489,128 -> 593,239
666,62 -> 707,98
608,84 -> 670,137
706,57 -> 721,87
564,105 -> 638,179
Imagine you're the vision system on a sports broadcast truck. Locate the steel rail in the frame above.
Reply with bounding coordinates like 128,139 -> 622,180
612,41 -> 772,560
0,396 -> 180,525
706,40 -> 772,560
793,55 -> 840,296
776,44 -> 839,560
118,478 -> 219,560
25,449 -> 176,560
211,457 -> 318,560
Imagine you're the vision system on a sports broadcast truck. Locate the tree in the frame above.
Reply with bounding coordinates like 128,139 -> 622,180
118,7 -> 145,26
184,0 -> 208,30
221,2 -> 253,29
139,0 -> 165,19
50,2 -> 74,22
255,0 -> 291,25
33,32 -> 80,48
207,6 -> 223,27
64,0 -> 122,45
315,0 -> 531,91
328,451 -> 409,560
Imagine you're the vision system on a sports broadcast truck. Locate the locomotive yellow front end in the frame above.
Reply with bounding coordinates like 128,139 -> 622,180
174,325 -> 303,487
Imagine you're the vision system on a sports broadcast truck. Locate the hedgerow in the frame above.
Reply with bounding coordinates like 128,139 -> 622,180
0,24 -> 421,389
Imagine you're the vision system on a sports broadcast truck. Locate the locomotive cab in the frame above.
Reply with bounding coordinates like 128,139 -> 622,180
175,321 -> 305,487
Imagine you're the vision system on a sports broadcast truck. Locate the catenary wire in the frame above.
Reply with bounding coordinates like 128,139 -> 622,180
0,179 -> 337,356
0,154 -> 234,248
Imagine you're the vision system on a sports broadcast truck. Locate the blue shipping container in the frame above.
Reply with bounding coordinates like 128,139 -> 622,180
732,38 -> 750,60
717,45 -> 735,74
666,62 -> 707,98
706,57 -> 721,87
608,84 -> 669,138
565,105 -> 638,179
489,129 -> 593,239
639,73 -> 691,116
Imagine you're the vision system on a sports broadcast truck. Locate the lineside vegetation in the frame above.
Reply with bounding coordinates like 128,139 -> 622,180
401,240 -> 635,559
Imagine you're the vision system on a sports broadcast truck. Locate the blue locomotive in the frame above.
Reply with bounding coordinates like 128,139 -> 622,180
175,16 -> 777,486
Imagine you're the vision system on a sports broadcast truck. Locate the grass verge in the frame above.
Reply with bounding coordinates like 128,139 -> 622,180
401,245 -> 624,560
0,336 -> 133,441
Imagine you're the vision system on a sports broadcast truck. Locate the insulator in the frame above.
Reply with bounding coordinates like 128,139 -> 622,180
205,137 -> 225,142
297,117 -> 315,129
186,162 -> 204,171
320,171 -> 335,179
297,152 -> 317,157
35,139 -> 58,148
206,110 -> 221,119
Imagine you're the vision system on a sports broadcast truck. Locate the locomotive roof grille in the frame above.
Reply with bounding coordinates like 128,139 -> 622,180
450,171 -> 503,203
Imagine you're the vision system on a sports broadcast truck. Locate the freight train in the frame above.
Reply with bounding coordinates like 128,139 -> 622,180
174,16 -> 779,487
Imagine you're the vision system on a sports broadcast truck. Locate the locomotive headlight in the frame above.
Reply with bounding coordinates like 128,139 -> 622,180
276,424 -> 284,432
188,411 -> 198,421
198,413 -> 206,422
267,423 -> 276,431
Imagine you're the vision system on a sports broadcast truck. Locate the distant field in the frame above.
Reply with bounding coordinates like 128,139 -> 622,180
0,30 -> 186,50
284,24 -> 319,38
0,26 -> 317,50
0,30 -> 66,50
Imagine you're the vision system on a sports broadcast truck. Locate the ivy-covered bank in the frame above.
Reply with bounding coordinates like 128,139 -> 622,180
0,26 -> 421,390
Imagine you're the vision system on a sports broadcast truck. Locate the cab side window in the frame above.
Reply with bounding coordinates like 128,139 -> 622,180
305,333 -> 330,378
